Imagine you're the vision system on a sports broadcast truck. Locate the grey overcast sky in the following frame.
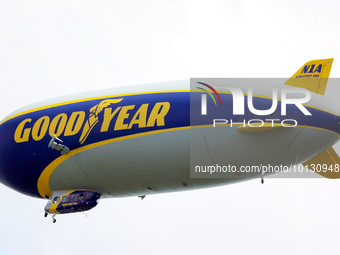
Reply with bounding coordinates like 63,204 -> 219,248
1,1 -> 340,255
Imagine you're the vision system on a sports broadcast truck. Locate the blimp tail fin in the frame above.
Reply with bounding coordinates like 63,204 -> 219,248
284,58 -> 333,96
303,146 -> 340,179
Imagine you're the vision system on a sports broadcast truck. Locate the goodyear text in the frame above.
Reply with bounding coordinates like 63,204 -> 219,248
14,100 -> 170,144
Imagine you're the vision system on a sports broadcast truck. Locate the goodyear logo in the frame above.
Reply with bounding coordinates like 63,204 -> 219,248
79,99 -> 123,144
295,64 -> 322,78
14,99 -> 170,144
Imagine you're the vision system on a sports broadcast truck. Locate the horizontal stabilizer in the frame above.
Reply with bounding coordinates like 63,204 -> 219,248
237,122 -> 290,132
284,58 -> 333,96
303,146 -> 340,179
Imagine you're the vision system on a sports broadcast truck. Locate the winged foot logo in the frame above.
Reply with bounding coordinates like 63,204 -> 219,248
79,99 -> 123,144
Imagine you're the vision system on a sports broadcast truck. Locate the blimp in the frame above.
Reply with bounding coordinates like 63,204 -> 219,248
0,58 -> 339,223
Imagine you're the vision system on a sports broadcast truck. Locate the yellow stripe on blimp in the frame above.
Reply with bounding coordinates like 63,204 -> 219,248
0,90 -> 191,126
37,126 -> 191,198
2,90 -> 339,128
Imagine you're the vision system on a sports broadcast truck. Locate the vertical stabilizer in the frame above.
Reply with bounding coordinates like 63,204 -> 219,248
284,58 -> 333,95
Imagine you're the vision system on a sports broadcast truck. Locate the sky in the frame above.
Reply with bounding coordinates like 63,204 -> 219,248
1,0 -> 340,254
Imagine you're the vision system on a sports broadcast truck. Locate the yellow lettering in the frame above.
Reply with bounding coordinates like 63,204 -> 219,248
146,102 -> 170,127
100,107 -> 121,132
49,113 -> 67,137
114,105 -> 135,130
128,104 -> 148,129
64,111 -> 85,136
14,119 -> 32,143
32,116 -> 50,141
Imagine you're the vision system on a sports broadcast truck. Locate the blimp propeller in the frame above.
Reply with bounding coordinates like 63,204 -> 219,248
48,135 -> 70,155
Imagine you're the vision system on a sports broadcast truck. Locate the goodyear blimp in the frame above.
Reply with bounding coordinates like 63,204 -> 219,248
0,58 -> 339,223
